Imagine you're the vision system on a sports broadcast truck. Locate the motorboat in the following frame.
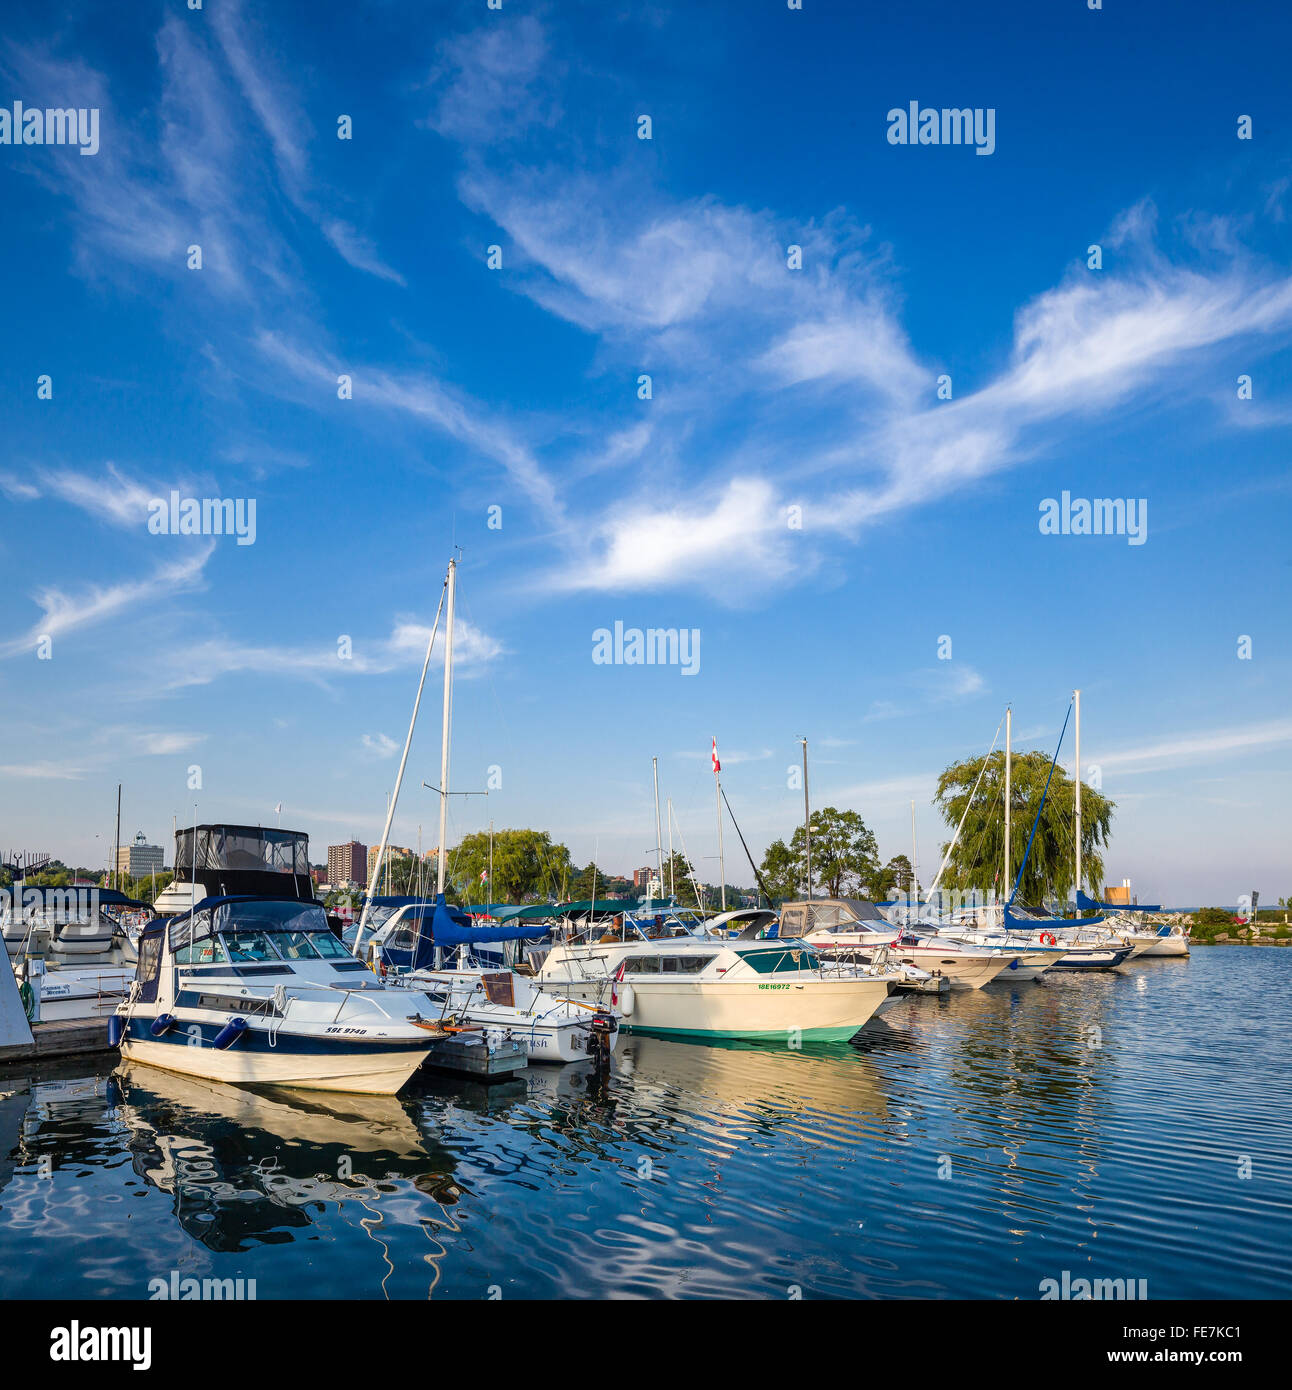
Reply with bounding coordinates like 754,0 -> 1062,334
356,895 -> 619,1064
777,898 -> 1019,989
112,895 -> 449,1094
533,911 -> 898,1042
3,885 -> 146,1021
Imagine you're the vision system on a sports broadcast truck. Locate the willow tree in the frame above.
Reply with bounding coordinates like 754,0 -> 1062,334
933,750 -> 1114,904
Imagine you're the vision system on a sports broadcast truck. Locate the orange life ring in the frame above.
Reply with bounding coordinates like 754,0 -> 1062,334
1041,931 -> 1057,946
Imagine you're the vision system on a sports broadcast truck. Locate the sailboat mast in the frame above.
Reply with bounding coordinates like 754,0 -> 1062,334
652,756 -> 664,902
1074,687 -> 1082,906
800,737 -> 812,899
667,797 -> 674,899
910,799 -> 920,906
1004,705 -> 1012,903
436,558 -> 457,896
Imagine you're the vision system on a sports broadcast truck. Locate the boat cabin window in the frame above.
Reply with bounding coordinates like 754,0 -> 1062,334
170,909 -> 229,965
779,906 -> 807,937
220,929 -> 282,963
626,955 -> 714,975
809,904 -> 843,929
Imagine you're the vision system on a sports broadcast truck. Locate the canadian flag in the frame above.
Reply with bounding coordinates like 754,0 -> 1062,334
711,737 -> 721,775
611,958 -> 627,1008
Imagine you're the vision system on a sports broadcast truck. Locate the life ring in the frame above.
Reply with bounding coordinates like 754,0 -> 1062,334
1041,932 -> 1057,946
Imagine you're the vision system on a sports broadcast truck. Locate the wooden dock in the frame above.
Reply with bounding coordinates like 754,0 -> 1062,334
0,1017 -> 114,1065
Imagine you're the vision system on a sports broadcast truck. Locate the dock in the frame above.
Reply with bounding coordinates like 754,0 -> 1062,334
0,1017 -> 114,1065
422,1033 -> 528,1080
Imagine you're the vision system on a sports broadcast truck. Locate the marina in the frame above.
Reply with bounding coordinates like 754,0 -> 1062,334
1,946 -> 1288,1301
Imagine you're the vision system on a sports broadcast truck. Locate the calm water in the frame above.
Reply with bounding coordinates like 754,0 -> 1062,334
2,947 -> 1289,1300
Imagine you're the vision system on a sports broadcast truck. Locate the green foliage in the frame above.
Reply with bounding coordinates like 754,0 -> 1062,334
868,854 -> 913,901
447,828 -> 574,903
934,749 -> 1114,902
759,807 -> 880,900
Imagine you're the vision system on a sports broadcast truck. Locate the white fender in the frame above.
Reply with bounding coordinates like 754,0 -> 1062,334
617,982 -> 635,1018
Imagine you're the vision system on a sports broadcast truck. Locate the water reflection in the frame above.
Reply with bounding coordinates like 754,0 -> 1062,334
1,950 -> 1289,1298
111,1065 -> 459,1248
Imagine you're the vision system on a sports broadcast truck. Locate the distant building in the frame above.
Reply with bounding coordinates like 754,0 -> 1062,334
1105,881 -> 1133,905
632,866 -> 653,889
116,831 -> 164,880
367,844 -> 412,887
328,841 -> 367,888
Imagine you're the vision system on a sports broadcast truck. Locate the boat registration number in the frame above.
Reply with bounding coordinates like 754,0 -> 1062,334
758,983 -> 790,991
324,1026 -> 369,1035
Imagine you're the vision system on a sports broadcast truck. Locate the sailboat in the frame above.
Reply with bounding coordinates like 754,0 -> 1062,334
352,556 -> 620,1065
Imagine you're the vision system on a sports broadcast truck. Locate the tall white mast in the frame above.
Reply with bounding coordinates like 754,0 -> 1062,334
666,797 -> 675,899
1074,688 -> 1082,907
353,569 -> 446,954
714,756 -> 726,912
910,799 -> 920,906
652,756 -> 664,902
1004,705 -> 1012,902
800,737 -> 812,899
436,557 -> 457,896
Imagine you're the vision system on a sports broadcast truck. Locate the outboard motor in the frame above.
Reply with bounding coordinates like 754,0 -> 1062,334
587,1011 -> 616,1071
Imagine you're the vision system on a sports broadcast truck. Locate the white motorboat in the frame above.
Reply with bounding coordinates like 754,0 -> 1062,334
112,895 -> 448,1095
777,898 -> 1019,989
3,885 -> 144,1021
357,897 -> 619,1064
534,912 -> 897,1042
1130,922 -> 1191,957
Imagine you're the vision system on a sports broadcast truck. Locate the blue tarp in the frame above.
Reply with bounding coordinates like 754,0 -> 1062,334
386,895 -> 549,971
1077,889 -> 1160,914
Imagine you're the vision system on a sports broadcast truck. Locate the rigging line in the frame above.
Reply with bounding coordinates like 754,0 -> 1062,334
928,712 -> 1005,895
1010,699 -> 1074,904
669,805 -> 706,911
719,784 -> 774,908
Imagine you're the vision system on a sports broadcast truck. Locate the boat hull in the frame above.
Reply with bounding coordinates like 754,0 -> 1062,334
119,1026 -> 433,1095
1134,935 -> 1190,957
547,975 -> 892,1042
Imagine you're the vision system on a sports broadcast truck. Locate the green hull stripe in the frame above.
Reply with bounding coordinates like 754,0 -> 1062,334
622,1023 -> 860,1041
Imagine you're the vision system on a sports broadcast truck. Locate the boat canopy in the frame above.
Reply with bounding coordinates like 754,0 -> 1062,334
1004,903 -> 1106,931
374,895 -> 550,972
1077,889 -> 1160,914
560,899 -> 639,914
173,824 -> 315,902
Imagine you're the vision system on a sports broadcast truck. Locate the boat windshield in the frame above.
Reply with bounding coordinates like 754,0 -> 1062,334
210,901 -> 342,962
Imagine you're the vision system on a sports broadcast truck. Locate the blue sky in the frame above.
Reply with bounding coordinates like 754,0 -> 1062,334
1,0 -> 1289,904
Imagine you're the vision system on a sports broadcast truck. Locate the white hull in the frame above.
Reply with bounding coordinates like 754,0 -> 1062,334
547,974 -> 891,1041
477,1017 -> 617,1063
119,1036 -> 432,1095
1136,937 -> 1189,957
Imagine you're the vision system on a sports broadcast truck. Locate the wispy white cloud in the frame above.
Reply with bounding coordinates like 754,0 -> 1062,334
0,546 -> 214,661
160,614 -> 504,689
361,733 -> 399,758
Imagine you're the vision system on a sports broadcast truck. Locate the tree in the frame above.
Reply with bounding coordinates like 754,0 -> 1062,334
447,829 -> 573,903
934,749 -> 1114,904
758,807 -> 880,900
868,854 -> 913,901
759,838 -> 801,902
